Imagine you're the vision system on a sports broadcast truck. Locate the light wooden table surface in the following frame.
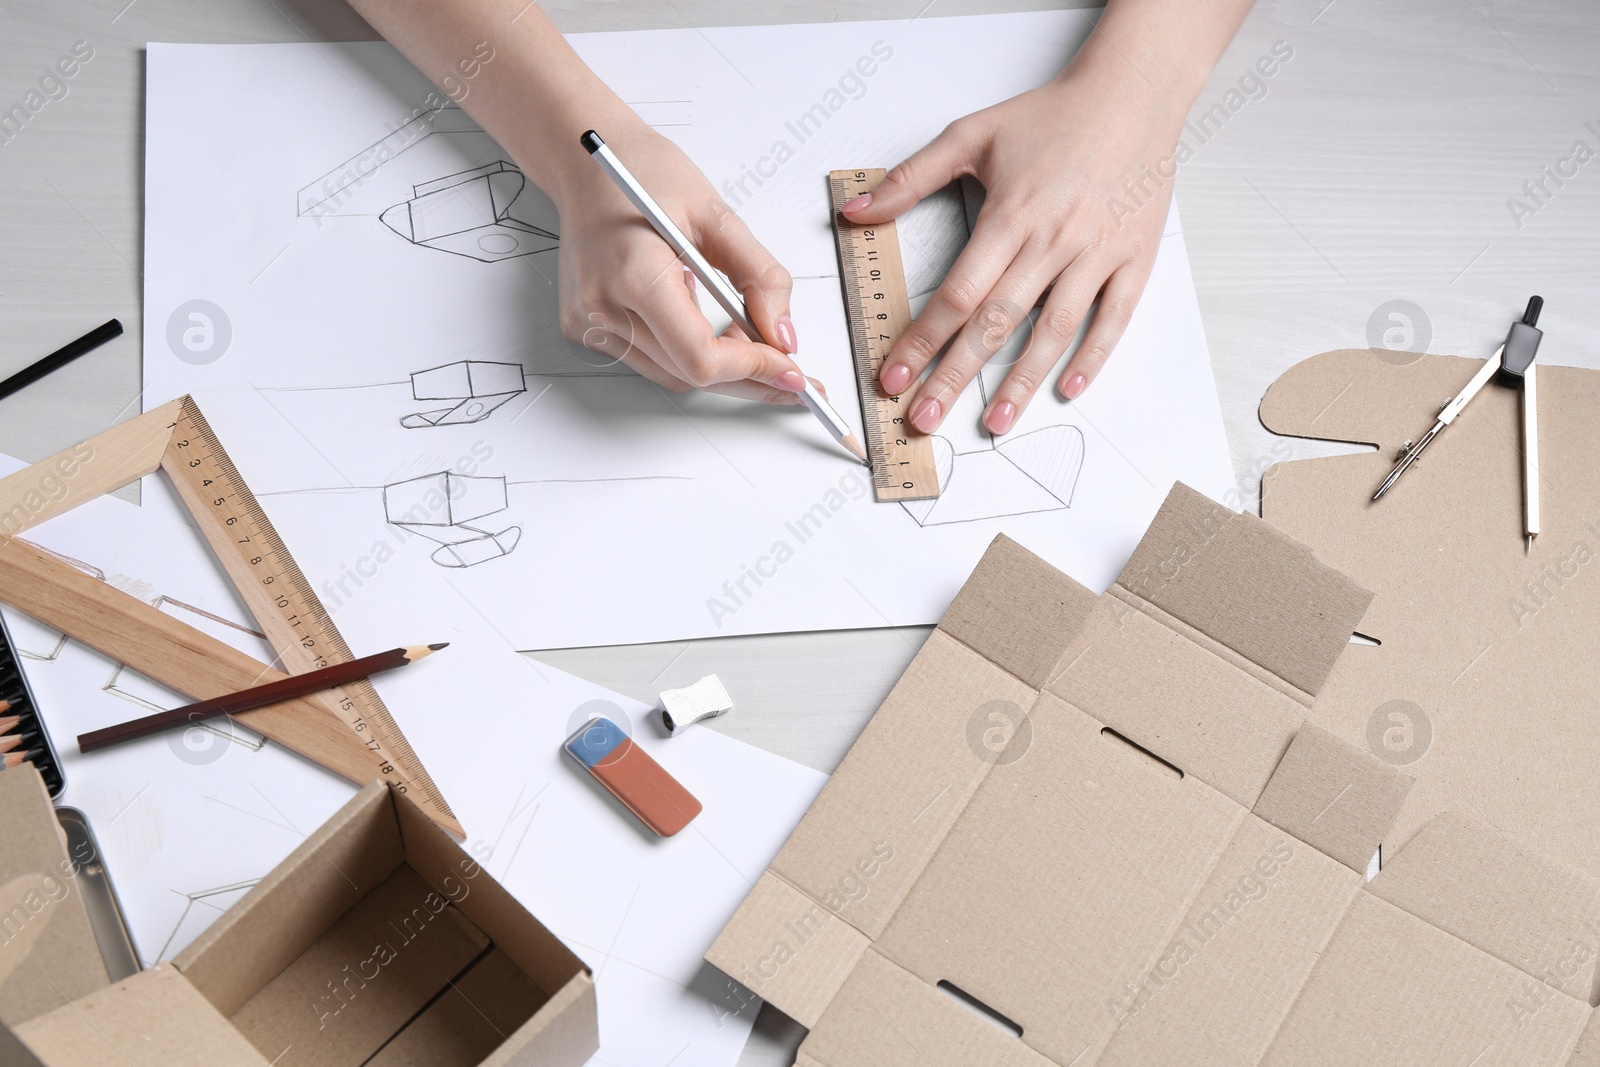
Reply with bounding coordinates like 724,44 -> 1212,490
4,0 -> 1597,1062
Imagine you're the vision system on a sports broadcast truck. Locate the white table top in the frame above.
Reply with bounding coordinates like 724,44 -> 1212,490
4,1 -> 1597,1061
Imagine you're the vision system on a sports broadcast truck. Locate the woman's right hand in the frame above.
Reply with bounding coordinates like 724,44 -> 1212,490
550,123 -> 815,405
344,0 -> 819,405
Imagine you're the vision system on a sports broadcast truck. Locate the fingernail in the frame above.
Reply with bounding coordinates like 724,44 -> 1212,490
1064,373 -> 1087,400
842,193 -> 872,213
910,397 -> 941,433
881,363 -> 911,394
985,401 -> 1016,434
809,377 -> 828,398
774,315 -> 798,354
775,370 -> 806,392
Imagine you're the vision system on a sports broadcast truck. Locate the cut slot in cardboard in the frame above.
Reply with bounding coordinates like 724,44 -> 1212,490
709,482 -> 1600,1066
2,777 -> 597,1067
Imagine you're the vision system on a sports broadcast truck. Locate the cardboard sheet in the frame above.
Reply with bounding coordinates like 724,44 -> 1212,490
1260,349 -> 1600,878
139,11 -> 1236,650
709,483 -> 1600,1066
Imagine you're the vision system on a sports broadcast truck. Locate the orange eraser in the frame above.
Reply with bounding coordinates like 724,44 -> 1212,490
563,717 -> 702,836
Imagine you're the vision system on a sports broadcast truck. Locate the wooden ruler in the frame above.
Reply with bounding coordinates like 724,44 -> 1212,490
0,396 -> 461,836
829,168 -> 940,502
166,399 -> 457,830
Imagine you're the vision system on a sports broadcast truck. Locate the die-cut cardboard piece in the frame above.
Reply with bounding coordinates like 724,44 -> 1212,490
1260,348 -> 1600,878
709,483 -> 1600,1066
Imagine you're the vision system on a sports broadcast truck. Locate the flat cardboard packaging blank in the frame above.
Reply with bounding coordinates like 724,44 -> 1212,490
709,483 -> 1600,1066
1,776 -> 597,1067
1261,349 -> 1600,878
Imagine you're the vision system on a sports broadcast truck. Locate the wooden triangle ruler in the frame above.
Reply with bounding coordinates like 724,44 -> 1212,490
0,395 -> 461,836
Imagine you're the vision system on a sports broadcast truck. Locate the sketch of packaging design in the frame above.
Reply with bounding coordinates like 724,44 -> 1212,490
890,179 -> 1087,527
294,102 -> 559,262
265,354 -> 627,432
11,546 -> 270,750
298,96 -> 696,263
297,103 -> 486,221
905,398 -> 1086,527
403,359 -> 528,428
384,471 -> 522,568
380,160 -> 560,263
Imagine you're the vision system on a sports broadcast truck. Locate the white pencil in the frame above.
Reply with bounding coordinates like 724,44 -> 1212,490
582,130 -> 870,467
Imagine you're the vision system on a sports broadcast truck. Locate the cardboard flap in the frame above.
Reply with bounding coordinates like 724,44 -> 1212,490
391,784 -> 589,999
767,629 -> 1039,942
1370,812 -> 1600,997
1252,724 -> 1412,871
0,1021 -> 46,1067
939,535 -> 1098,688
1047,601 -> 1304,807
1117,483 -> 1373,697
176,780 -> 403,1016
14,966 -> 271,1066
0,764 -> 109,1028
1263,892 -> 1590,1066
705,871 -> 870,1029
1564,1011 -> 1600,1066
800,949 -> 1055,1067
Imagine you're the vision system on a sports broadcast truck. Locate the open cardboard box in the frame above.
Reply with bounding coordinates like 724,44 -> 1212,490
2,776 -> 597,1067
710,483 -> 1600,1066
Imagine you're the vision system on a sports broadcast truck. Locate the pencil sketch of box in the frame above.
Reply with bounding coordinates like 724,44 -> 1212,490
402,360 -> 527,428
384,471 -> 522,568
379,161 -> 560,263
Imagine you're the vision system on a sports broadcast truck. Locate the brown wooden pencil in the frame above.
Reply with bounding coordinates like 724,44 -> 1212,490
77,644 -> 447,755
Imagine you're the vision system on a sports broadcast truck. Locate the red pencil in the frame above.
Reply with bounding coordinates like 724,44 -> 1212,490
77,644 -> 447,755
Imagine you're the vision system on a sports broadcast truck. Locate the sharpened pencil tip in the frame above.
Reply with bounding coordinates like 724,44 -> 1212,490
429,642 -> 449,651
841,433 -> 869,466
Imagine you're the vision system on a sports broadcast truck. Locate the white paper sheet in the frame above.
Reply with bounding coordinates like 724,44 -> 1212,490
1,453 -> 825,1065
141,10 -> 1237,650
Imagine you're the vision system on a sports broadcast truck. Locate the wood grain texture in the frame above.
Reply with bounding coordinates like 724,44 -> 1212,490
0,536 -> 379,783
156,398 -> 461,834
0,399 -> 181,536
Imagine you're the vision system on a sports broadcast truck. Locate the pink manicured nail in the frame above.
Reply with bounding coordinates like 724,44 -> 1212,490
774,315 -> 798,354
1064,373 -> 1087,400
842,193 -> 873,213
881,362 -> 911,394
910,397 -> 941,433
985,401 -> 1017,435
775,370 -> 806,392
